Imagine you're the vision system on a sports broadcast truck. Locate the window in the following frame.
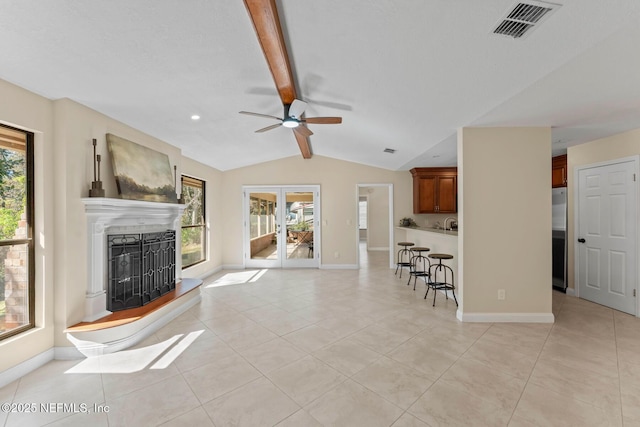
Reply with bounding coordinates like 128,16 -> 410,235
359,199 -> 368,230
181,175 -> 206,268
0,124 -> 34,341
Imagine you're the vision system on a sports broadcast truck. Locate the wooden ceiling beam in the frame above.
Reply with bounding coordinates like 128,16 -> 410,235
243,0 -> 312,158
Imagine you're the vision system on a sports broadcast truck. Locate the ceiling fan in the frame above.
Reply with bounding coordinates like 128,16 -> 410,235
242,0 -> 342,158
240,99 -> 342,139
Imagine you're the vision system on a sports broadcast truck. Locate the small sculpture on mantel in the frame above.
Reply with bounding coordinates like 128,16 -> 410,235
89,138 -> 105,197
174,165 -> 184,204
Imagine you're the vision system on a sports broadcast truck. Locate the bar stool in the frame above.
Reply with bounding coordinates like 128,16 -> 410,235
408,247 -> 431,290
395,242 -> 415,278
426,253 -> 458,307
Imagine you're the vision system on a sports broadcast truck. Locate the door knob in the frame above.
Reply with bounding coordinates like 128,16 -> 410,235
578,238 -> 586,243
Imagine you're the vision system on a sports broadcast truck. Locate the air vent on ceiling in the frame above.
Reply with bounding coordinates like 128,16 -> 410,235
383,148 -> 396,154
493,1 -> 560,39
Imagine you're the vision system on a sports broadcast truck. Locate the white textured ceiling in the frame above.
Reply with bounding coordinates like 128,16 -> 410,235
1,0 -> 639,171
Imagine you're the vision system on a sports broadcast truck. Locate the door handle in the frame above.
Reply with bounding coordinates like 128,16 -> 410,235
578,238 -> 586,243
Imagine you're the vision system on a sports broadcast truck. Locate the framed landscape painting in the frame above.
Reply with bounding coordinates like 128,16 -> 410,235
106,133 -> 178,203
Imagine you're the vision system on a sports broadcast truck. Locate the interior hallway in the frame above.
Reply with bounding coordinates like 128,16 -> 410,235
1,247 -> 639,426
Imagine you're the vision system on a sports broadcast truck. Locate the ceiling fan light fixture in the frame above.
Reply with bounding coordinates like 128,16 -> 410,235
282,118 -> 299,128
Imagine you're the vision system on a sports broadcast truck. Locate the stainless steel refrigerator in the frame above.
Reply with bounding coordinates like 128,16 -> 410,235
552,187 -> 567,291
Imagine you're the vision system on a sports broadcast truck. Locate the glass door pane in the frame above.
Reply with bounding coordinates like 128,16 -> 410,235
246,190 -> 280,267
283,190 -> 317,267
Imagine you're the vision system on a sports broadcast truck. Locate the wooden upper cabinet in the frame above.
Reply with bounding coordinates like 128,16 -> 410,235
552,154 -> 567,188
415,175 -> 437,213
410,167 -> 457,214
437,175 -> 457,212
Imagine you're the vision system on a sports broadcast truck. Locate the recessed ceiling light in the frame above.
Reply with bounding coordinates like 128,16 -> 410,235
383,148 -> 396,154
191,115 -> 201,121
432,155 -> 441,158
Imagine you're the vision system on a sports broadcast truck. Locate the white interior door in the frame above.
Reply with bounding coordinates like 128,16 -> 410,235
576,158 -> 637,315
244,186 -> 320,269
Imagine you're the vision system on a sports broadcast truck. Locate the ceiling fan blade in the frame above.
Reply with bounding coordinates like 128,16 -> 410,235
288,99 -> 307,118
302,117 -> 343,124
304,98 -> 353,112
293,125 -> 313,138
239,111 -> 282,121
255,123 -> 283,133
293,128 -> 312,158
300,73 -> 353,111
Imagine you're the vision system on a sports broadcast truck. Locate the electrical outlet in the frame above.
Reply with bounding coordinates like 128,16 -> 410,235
498,289 -> 506,300
334,251 -> 340,259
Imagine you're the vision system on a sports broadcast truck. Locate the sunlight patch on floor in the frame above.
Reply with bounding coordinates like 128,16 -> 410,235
205,269 -> 269,288
64,330 -> 204,374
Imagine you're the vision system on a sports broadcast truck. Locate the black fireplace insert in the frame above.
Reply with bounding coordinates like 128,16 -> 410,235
108,230 -> 176,312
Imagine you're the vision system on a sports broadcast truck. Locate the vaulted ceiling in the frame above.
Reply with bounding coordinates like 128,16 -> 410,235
1,0 -> 639,171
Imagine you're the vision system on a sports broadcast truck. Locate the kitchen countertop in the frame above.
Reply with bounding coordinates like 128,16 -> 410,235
397,226 -> 458,236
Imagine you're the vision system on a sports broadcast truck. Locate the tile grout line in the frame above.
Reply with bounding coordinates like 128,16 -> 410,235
613,312 -> 625,425
225,292 -> 426,425
400,321 -> 498,425
504,299 -> 562,426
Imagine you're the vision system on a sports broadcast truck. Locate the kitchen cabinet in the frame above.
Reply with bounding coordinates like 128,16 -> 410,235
410,167 -> 457,214
552,154 -> 567,188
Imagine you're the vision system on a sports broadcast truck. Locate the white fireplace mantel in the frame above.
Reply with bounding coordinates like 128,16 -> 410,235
82,197 -> 186,322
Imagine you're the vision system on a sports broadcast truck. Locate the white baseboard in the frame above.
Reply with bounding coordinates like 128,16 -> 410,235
54,346 -> 85,360
456,310 -> 555,323
566,287 -> 576,296
192,266 -> 222,281
0,348 -> 54,389
222,264 -> 245,270
320,264 -> 359,270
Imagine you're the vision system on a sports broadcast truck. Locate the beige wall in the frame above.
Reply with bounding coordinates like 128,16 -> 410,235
458,127 -> 552,316
359,186 -> 390,249
0,79 -> 55,372
567,128 -> 640,291
221,156 -> 412,266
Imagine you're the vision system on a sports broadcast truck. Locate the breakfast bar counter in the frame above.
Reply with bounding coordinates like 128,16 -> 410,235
396,226 -> 458,281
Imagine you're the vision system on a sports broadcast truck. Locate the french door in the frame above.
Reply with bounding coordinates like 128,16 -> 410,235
244,185 -> 320,268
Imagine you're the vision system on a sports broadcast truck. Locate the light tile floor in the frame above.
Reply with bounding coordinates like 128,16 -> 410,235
2,248 -> 640,426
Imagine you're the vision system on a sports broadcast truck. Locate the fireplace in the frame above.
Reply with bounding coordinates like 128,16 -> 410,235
82,198 -> 185,322
107,231 -> 176,311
